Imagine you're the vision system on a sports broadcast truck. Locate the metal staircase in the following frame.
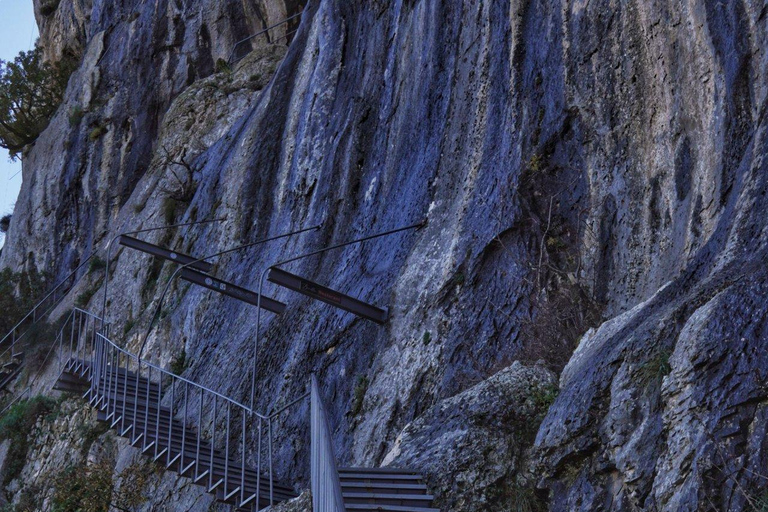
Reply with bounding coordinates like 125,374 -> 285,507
52,309 -> 298,511
338,468 -> 437,512
310,376 -> 438,512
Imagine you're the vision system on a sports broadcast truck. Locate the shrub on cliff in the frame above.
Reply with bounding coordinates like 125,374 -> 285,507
0,46 -> 76,159
0,268 -> 48,336
0,395 -> 58,485
0,214 -> 10,234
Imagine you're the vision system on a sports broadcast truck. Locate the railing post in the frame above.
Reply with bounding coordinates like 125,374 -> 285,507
167,379 -> 175,466
181,382 -> 189,470
143,366 -> 152,449
155,367 -> 163,459
311,375 -> 346,512
225,402 -> 231,492
196,388 -> 203,477
256,418 -> 262,510
210,397 -> 217,490
269,417 -> 274,506
241,411 -> 247,504
106,342 -> 114,415
121,353 -> 129,431
132,361 -> 140,438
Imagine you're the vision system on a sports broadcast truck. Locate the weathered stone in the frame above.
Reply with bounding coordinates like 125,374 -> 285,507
383,361 -> 557,512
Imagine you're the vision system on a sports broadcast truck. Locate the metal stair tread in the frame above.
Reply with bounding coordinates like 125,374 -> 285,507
343,504 -> 440,512
339,472 -> 424,481
339,467 -> 422,475
341,482 -> 428,492
342,492 -> 435,500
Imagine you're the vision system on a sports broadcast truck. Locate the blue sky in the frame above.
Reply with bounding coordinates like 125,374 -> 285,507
0,0 -> 38,248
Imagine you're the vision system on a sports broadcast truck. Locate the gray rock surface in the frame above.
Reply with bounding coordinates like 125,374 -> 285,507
0,0 -> 766,510
266,491 -> 311,512
383,361 -> 557,512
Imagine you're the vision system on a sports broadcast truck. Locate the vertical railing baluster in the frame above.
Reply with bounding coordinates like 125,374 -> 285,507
144,366 -> 152,448
121,352 -> 129,431
256,418 -> 262,510
111,346 -> 119,416
196,388 -> 203,478
269,417 -> 274,506
167,378 -> 175,466
225,402 -> 231,494
241,411 -> 246,503
156,365 -> 163,459
106,343 -> 113,414
210,397 -> 217,490
68,313 -> 75,368
93,330 -> 100,399
89,315 -> 96,381
132,356 -> 141,440
181,382 -> 189,471
79,311 -> 86,374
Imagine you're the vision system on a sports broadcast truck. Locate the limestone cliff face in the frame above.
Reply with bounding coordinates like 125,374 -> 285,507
1,0 -> 767,510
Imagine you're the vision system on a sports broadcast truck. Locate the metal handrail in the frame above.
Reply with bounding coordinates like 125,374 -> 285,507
0,309 -> 76,416
311,374 -> 346,512
95,330 -> 252,413
228,10 -> 304,64
0,250 -> 96,348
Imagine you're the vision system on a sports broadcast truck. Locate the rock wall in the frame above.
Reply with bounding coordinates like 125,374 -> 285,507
1,0 -> 766,510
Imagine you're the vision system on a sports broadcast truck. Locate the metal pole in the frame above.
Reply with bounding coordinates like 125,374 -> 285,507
196,388 -> 203,477
143,366 -> 152,450
210,397 -> 217,490
241,412 -> 246,503
100,218 -> 226,329
256,418 -> 262,509
181,382 -> 189,470
269,417 -> 274,506
156,364 -> 163,458
225,402 -> 231,493
167,379 -> 175,466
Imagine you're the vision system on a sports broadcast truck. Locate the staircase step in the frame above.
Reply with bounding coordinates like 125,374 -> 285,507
343,505 -> 440,512
341,482 -> 428,493
340,472 -> 424,483
343,492 -> 435,506
339,467 -> 422,475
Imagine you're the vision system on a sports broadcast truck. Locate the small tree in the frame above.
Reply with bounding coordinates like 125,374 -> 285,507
0,214 -> 10,234
0,46 -> 75,159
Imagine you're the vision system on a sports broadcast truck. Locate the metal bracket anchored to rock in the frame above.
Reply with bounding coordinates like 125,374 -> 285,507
267,267 -> 388,324
181,268 -> 286,315
119,235 -> 213,272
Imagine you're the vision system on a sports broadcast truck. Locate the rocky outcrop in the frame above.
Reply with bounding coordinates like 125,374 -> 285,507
383,362 -> 557,512
267,491 -> 311,512
1,0 -> 767,510
535,251 -> 768,510
5,398 -> 102,509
